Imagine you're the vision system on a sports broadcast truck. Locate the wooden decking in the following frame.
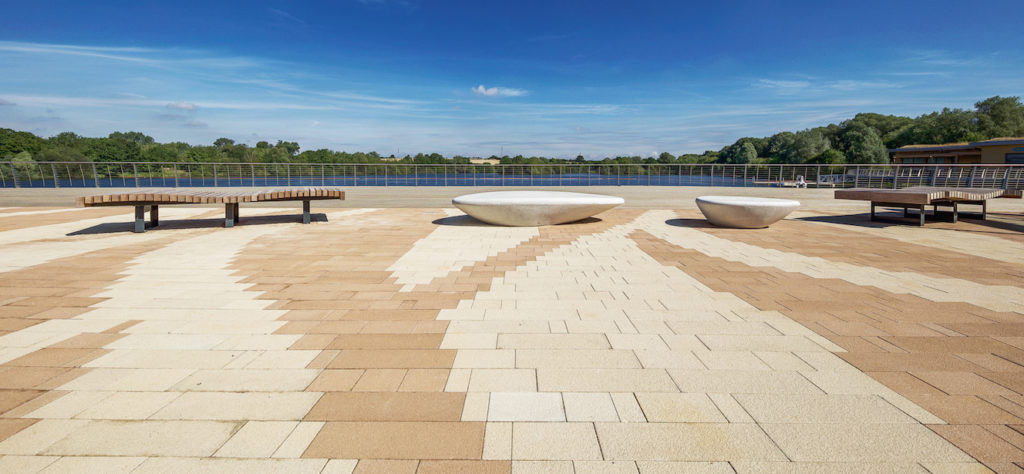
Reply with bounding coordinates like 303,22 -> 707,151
76,187 -> 345,232
77,187 -> 345,207
835,186 -> 1004,226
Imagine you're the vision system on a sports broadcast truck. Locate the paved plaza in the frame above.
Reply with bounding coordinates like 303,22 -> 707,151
0,191 -> 1021,473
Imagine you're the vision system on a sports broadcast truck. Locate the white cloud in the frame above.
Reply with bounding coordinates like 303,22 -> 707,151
166,101 -> 197,111
472,84 -> 528,98
0,98 -> 14,106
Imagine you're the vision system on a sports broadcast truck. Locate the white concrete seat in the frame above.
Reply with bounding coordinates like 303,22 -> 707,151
696,195 -> 800,228
453,191 -> 624,226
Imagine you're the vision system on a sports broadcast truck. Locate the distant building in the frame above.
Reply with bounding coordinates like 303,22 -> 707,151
890,138 -> 1024,164
469,158 -> 501,165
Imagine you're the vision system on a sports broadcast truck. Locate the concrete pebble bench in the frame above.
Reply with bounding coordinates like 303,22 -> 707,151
696,195 -> 800,228
453,190 -> 624,226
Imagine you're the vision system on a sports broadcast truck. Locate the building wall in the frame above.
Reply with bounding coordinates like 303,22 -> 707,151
981,144 -> 1024,164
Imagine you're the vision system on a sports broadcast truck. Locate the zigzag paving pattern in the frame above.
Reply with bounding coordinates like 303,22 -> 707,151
0,205 -> 1019,472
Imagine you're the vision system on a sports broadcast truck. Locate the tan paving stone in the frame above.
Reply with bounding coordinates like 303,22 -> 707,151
75,391 -> 181,420
305,392 -> 465,421
150,392 -> 321,421
596,423 -> 786,461
563,392 -> 619,422
762,423 -> 972,462
133,457 -> 328,474
537,369 -> 677,392
303,421 -> 485,460
489,392 -> 564,422
512,422 -> 602,460
41,420 -> 236,457
635,393 -> 727,422
215,420 -> 299,458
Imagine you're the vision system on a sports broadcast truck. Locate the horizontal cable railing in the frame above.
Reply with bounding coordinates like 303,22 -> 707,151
1,161 -> 1022,191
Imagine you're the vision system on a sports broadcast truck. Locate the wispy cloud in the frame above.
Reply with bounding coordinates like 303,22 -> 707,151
267,7 -> 305,25
472,84 -> 528,98
166,101 -> 197,111
0,98 -> 14,106
0,41 -> 157,63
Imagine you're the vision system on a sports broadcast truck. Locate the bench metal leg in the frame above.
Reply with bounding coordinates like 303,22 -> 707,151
302,200 -> 311,224
225,203 -> 236,228
134,205 -> 146,233
951,202 -> 958,224
903,207 -> 909,218
870,202 -> 876,221
919,204 -> 925,226
232,203 -> 240,223
982,200 -> 987,220
150,205 -> 159,227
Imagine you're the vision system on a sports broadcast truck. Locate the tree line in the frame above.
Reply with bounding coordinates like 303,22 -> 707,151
2,96 -> 1022,167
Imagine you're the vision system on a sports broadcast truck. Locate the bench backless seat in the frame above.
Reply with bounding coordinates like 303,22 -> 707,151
835,186 -> 1003,226
77,187 -> 345,232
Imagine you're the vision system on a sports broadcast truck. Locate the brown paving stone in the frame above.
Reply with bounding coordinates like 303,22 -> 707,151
689,213 -> 1024,288
303,421 -> 485,460
353,369 -> 408,392
305,392 -> 466,421
0,389 -> 45,415
630,227 -> 1024,468
5,348 -> 107,368
328,334 -> 444,350
0,418 -> 38,442
50,333 -> 126,349
308,369 -> 364,391
399,369 -> 450,392
353,460 -> 419,474
416,460 -> 511,474
0,367 -> 71,389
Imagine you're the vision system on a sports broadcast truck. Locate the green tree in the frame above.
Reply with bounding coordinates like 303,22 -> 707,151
783,129 -> 830,163
975,96 -> 1024,138
0,128 -> 45,158
213,138 -> 235,149
657,152 -> 676,164
842,124 -> 889,164
276,140 -> 300,156
108,131 -> 154,145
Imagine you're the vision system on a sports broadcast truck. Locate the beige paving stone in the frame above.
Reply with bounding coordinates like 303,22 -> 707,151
0,419 -> 90,455
42,420 -> 236,457
574,461 -> 639,473
132,457 -> 328,474
321,459 -> 359,474
445,368 -> 472,392
172,369 -> 319,391
84,349 -> 244,369
537,369 -> 677,392
512,461 -> 573,474
490,392 -> 565,422
754,351 -> 815,371
607,334 -> 669,350
215,421 -> 298,458
440,333 -> 498,349
659,335 -> 709,352
150,392 -> 321,421
635,393 -> 727,422
668,370 -> 821,394
610,392 -> 647,422
462,391 -> 490,421
469,369 -> 537,392
596,423 -> 786,461
39,455 -> 147,473
733,393 -> 917,424
761,424 -> 973,462
243,350 -> 320,369
498,334 -> 609,349
563,392 -> 619,422
273,421 -> 324,458
75,391 -> 181,420
58,368 -> 194,391
693,351 -> 771,371
0,455 -> 59,473
730,462 -> 927,473
214,334 -> 303,350
103,334 -> 227,350
635,461 -> 734,473
633,350 -> 705,369
453,349 -> 516,368
512,422 -> 602,460
916,462 -> 994,474
24,391 -> 112,419
706,393 -> 753,423
516,349 -> 641,369
483,421 -> 512,460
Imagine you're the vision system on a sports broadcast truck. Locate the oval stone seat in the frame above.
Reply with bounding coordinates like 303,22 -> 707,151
696,195 -> 800,228
453,191 -> 624,226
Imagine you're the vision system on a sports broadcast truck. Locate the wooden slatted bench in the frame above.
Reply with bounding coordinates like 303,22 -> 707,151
835,186 -> 1004,226
77,187 -> 345,232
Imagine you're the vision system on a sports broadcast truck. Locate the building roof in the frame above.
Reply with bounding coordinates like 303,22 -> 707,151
890,137 -> 1024,153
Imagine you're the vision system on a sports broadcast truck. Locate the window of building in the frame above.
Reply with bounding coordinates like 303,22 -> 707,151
1007,153 -> 1024,164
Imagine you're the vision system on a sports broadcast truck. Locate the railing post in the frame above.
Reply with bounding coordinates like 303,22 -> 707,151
173,164 -> 179,187
92,163 -> 100,188
213,164 -> 218,187
968,166 -> 977,187
286,164 -> 290,186
385,164 -> 388,187
321,164 -> 325,186
854,166 -> 860,187
9,162 -> 19,188
132,163 -> 139,188
743,165 -> 747,187
929,165 -> 937,186
892,165 -> 898,189
1003,167 -> 1011,190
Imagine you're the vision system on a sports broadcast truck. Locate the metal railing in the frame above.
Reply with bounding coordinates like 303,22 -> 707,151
1,161 -> 1022,191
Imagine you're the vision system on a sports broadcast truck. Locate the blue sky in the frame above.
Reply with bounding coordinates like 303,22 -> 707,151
0,0 -> 1021,158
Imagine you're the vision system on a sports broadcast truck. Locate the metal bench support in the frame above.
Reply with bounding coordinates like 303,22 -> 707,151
134,206 -> 146,233
151,205 -> 159,227
302,200 -> 311,224
225,203 -> 237,228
